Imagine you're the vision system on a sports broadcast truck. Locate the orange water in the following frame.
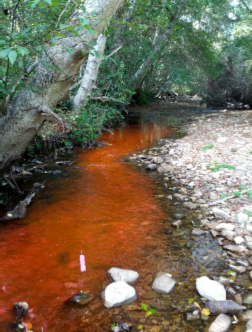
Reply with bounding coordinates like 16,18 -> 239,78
0,117 -> 172,331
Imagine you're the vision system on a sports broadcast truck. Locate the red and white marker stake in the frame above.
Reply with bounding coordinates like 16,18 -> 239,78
80,251 -> 86,272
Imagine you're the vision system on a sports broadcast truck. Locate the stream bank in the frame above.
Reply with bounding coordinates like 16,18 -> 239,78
127,102 -> 252,332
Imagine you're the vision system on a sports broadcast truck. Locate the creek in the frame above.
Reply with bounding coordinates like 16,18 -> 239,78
0,111 -> 247,332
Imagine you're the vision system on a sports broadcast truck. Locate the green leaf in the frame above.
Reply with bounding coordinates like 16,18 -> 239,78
141,303 -> 149,311
17,46 -> 29,56
40,60 -> 59,71
86,27 -> 94,35
60,23 -> 69,29
80,17 -> 88,26
138,325 -> 143,330
94,51 -> 100,58
8,50 -> 17,64
0,40 -> 6,46
0,47 -> 12,59
44,0 -> 51,5
81,5 -> 86,13
111,323 -> 116,330
88,41 -> 97,46
149,309 -> 156,314
54,33 -> 66,37
146,310 -> 154,317
66,47 -> 73,55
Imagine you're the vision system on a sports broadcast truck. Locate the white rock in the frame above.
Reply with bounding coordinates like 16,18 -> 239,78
216,223 -> 235,231
108,268 -> 139,285
247,223 -> 252,234
102,281 -> 137,308
229,264 -> 246,274
152,273 -> 176,294
208,314 -> 231,332
196,276 -> 226,301
235,213 -> 249,224
247,317 -> 252,329
245,235 -> 252,242
234,236 -> 245,245
217,137 -> 227,143
213,208 -> 230,220
222,230 -> 236,241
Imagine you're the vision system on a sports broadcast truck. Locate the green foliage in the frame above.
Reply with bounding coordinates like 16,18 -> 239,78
243,211 -> 252,217
208,163 -> 235,172
133,89 -> 155,105
68,102 -> 123,147
219,193 -> 232,199
202,144 -> 214,151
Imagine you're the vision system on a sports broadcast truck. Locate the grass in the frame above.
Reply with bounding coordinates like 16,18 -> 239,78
207,163 -> 235,172
202,144 -> 214,151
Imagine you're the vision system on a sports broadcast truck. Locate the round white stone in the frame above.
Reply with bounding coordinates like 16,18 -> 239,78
108,267 -> 139,285
103,281 -> 137,308
196,276 -> 226,301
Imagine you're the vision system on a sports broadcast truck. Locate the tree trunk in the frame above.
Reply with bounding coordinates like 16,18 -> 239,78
155,74 -> 171,97
0,0 -> 124,172
73,34 -> 107,109
131,0 -> 187,91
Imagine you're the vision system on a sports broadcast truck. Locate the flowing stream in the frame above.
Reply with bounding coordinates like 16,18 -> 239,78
0,112 -> 247,332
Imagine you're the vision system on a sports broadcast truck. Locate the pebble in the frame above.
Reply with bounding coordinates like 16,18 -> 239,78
213,208 -> 230,220
243,294 -> 252,305
235,213 -> 249,224
146,164 -> 157,171
229,265 -> 246,274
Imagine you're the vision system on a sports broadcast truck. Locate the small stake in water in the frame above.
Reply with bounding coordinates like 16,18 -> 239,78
80,251 -> 86,272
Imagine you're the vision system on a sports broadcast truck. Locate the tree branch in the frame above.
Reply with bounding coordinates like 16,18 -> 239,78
107,42 -> 129,58
36,104 -> 69,132
239,0 -> 252,12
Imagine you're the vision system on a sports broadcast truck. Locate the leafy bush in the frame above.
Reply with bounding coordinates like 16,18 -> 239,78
68,102 -> 124,147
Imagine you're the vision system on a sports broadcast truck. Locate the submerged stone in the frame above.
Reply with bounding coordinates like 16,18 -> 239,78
206,300 -> 246,315
208,314 -> 231,332
243,294 -> 252,305
152,272 -> 176,294
102,281 -> 137,308
146,164 -> 157,171
67,292 -> 93,307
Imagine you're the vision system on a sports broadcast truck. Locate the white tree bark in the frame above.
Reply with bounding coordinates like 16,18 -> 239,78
0,0 -> 124,171
73,34 -> 107,109
131,0 -> 187,90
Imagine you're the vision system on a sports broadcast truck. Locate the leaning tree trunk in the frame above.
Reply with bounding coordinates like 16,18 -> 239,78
0,0 -> 124,172
131,0 -> 187,91
73,34 -> 107,109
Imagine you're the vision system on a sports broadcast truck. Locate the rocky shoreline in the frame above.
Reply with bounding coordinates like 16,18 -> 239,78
127,109 -> 252,331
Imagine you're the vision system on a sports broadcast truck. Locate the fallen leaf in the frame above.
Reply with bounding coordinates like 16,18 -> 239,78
201,308 -> 210,316
193,302 -> 200,309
